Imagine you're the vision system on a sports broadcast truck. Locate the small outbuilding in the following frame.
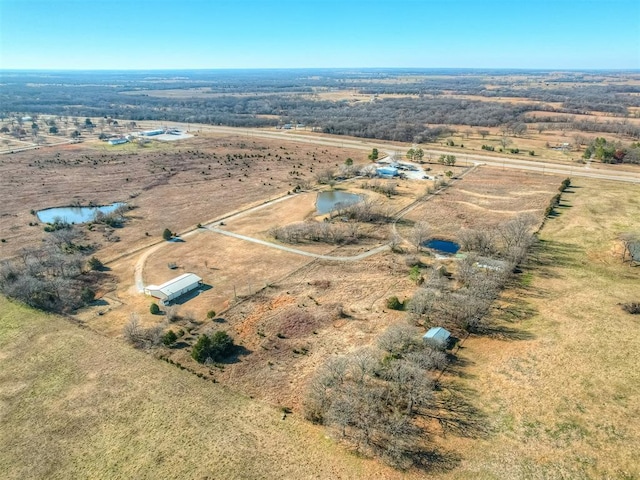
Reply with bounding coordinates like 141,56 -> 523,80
141,129 -> 165,136
376,166 -> 398,178
423,327 -> 452,350
144,273 -> 203,303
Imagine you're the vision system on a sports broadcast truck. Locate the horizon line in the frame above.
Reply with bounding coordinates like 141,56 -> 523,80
2,67 -> 639,73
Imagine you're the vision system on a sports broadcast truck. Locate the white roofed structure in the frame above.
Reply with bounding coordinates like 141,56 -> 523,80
144,273 -> 202,303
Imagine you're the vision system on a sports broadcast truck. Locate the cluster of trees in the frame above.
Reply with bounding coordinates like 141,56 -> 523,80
405,148 -> 424,161
4,70 -> 638,145
406,214 -> 538,333
191,331 -> 234,363
0,227 -> 98,312
438,154 -> 456,166
304,324 -> 447,468
330,199 -> 392,223
269,198 -> 393,245
582,137 -> 640,164
123,313 -> 164,349
270,221 -> 362,245
359,180 -> 398,197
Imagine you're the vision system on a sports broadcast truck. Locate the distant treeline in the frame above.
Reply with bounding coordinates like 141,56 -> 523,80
2,70 -> 639,142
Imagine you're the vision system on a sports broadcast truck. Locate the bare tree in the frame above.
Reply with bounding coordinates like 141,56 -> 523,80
499,136 -> 512,149
377,324 -> 419,355
457,228 -> 498,256
123,313 -> 143,346
408,221 -> 430,252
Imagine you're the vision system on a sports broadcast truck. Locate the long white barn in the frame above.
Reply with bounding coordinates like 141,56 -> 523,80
144,273 -> 203,303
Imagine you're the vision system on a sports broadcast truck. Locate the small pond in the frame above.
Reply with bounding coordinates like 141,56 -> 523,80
316,191 -> 363,215
423,239 -> 460,254
37,202 -> 126,224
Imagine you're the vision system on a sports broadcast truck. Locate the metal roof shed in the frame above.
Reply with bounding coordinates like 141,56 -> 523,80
423,327 -> 451,350
144,273 -> 202,303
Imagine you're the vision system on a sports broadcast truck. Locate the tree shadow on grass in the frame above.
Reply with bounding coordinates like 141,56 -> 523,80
444,354 -> 477,380
494,297 -> 539,322
527,239 -> 582,278
219,344 -> 252,364
404,447 -> 461,474
430,381 -> 490,440
474,324 -> 536,341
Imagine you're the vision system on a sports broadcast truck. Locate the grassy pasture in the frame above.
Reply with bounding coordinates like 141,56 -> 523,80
436,178 -> 640,479
0,296 -> 406,480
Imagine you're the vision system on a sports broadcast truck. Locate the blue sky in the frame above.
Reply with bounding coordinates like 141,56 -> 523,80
1,0 -> 638,70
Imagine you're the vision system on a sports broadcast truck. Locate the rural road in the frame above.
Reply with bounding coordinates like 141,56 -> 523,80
207,226 -> 390,261
132,123 -> 638,292
134,190 -> 391,291
186,124 -> 640,185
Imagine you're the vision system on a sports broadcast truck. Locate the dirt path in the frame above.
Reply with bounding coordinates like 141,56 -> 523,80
133,164 -> 478,292
206,226 -> 390,261
192,125 -> 640,184
132,189 -> 390,292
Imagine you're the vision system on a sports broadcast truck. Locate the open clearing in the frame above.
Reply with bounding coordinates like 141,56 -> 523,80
435,178 -> 640,479
1,127 -> 639,478
0,296 -> 407,480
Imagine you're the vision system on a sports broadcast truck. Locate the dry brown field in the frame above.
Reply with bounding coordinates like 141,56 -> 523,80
433,178 -> 640,479
0,295 -> 409,480
0,132 -> 367,260
147,165 -> 561,413
2,126 -> 639,478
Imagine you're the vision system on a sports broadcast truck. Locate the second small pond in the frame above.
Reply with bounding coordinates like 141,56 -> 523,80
315,191 -> 363,215
423,239 -> 461,254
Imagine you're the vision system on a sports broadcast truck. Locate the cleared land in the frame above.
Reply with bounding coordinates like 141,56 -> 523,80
435,178 -> 640,479
1,125 -> 639,477
0,132 -> 367,259
0,296 -> 406,480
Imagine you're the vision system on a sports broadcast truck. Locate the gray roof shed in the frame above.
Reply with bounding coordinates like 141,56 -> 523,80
423,327 -> 451,347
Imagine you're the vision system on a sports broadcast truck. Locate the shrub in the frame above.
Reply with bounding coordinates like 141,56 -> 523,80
386,296 -> 404,311
162,228 -> 172,241
207,310 -> 216,319
80,287 -> 95,303
621,302 -> 640,314
150,303 -> 161,315
191,331 -> 234,363
162,330 -> 178,345
88,256 -> 103,271
559,177 -> 571,192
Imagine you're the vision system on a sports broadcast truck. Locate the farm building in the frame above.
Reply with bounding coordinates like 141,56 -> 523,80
376,166 -> 398,178
423,327 -> 451,350
144,273 -> 203,303
108,138 -> 128,145
141,129 -> 165,136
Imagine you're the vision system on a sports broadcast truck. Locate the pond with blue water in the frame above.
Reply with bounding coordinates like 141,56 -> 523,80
423,239 -> 460,254
37,202 -> 126,224
316,191 -> 363,215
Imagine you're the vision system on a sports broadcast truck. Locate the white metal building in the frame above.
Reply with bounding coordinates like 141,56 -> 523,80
144,273 -> 203,303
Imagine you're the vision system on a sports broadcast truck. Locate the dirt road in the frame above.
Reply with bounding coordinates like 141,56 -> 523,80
180,124 -> 640,185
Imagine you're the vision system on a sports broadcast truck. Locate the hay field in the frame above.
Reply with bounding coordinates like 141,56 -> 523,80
0,295 -> 410,480
435,178 -> 640,479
